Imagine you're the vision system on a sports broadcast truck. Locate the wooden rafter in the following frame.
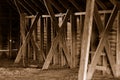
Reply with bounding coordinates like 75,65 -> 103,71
31,0 -> 46,14
87,5 -> 119,79
49,0 -> 65,13
24,0 -> 38,13
68,0 -> 84,12
58,0 -> 70,9
14,12 -> 41,63
17,0 -> 34,15
96,0 -> 107,9
78,0 -> 95,80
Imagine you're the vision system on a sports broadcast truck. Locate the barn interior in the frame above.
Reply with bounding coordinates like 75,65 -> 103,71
0,0 -> 120,80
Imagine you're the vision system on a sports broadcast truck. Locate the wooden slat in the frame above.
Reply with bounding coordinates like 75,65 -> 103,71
14,13 -> 41,63
87,5 -> 119,79
78,0 -> 95,80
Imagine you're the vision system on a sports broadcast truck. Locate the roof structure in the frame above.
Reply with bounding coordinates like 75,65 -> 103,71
7,0 -> 116,15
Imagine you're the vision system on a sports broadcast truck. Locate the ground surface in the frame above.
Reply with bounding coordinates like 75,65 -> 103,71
0,59 -> 119,80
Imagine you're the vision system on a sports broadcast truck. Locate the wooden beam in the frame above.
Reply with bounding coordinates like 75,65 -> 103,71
87,5 -> 119,79
17,0 -> 34,15
96,0 -> 107,9
116,11 -> 120,77
14,13 -> 41,63
94,4 -> 116,76
49,0 -> 65,12
110,0 -> 117,5
78,0 -> 95,80
68,0 -> 83,12
71,14 -> 77,68
42,8 -> 72,69
58,0 -> 70,9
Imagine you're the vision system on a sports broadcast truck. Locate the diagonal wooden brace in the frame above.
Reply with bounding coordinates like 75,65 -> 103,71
87,5 -> 119,80
42,8 -> 72,69
78,0 -> 95,80
42,0 -> 72,69
92,3 -> 116,76
14,12 -> 41,63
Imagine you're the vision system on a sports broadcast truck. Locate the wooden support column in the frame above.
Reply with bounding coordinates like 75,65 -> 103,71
39,16 -> 45,62
59,16 -> 66,66
78,0 -> 95,80
46,17 -> 51,55
71,14 -> 77,68
116,11 -> 120,77
20,13 -> 27,66
87,5 -> 119,79
14,13 -> 41,63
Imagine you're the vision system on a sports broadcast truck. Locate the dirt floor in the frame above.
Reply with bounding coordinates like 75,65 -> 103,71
0,59 -> 120,80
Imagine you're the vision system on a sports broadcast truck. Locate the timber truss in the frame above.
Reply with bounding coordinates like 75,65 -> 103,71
13,0 -> 120,80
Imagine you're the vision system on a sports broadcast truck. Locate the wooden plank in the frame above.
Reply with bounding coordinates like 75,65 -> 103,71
14,13 -> 41,63
78,0 -> 95,80
42,9 -> 72,69
71,14 -> 77,68
87,5 -> 119,79
116,11 -> 120,77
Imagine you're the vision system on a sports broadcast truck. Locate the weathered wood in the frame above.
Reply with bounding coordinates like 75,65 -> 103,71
87,5 -> 119,79
42,9 -> 72,69
71,14 -> 77,68
78,0 -> 95,80
59,17 -> 66,66
93,4 -> 116,76
14,13 -> 41,63
40,16 -> 46,61
19,13 -> 27,66
43,0 -> 59,64
116,11 -> 120,77
46,18 -> 51,54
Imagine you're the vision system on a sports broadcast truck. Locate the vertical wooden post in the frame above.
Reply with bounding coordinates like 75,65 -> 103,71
78,0 -> 95,80
46,18 -> 51,54
40,16 -> 45,61
31,17 -> 37,61
20,13 -> 27,66
116,11 -> 120,77
9,9 -> 12,58
71,14 -> 77,68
